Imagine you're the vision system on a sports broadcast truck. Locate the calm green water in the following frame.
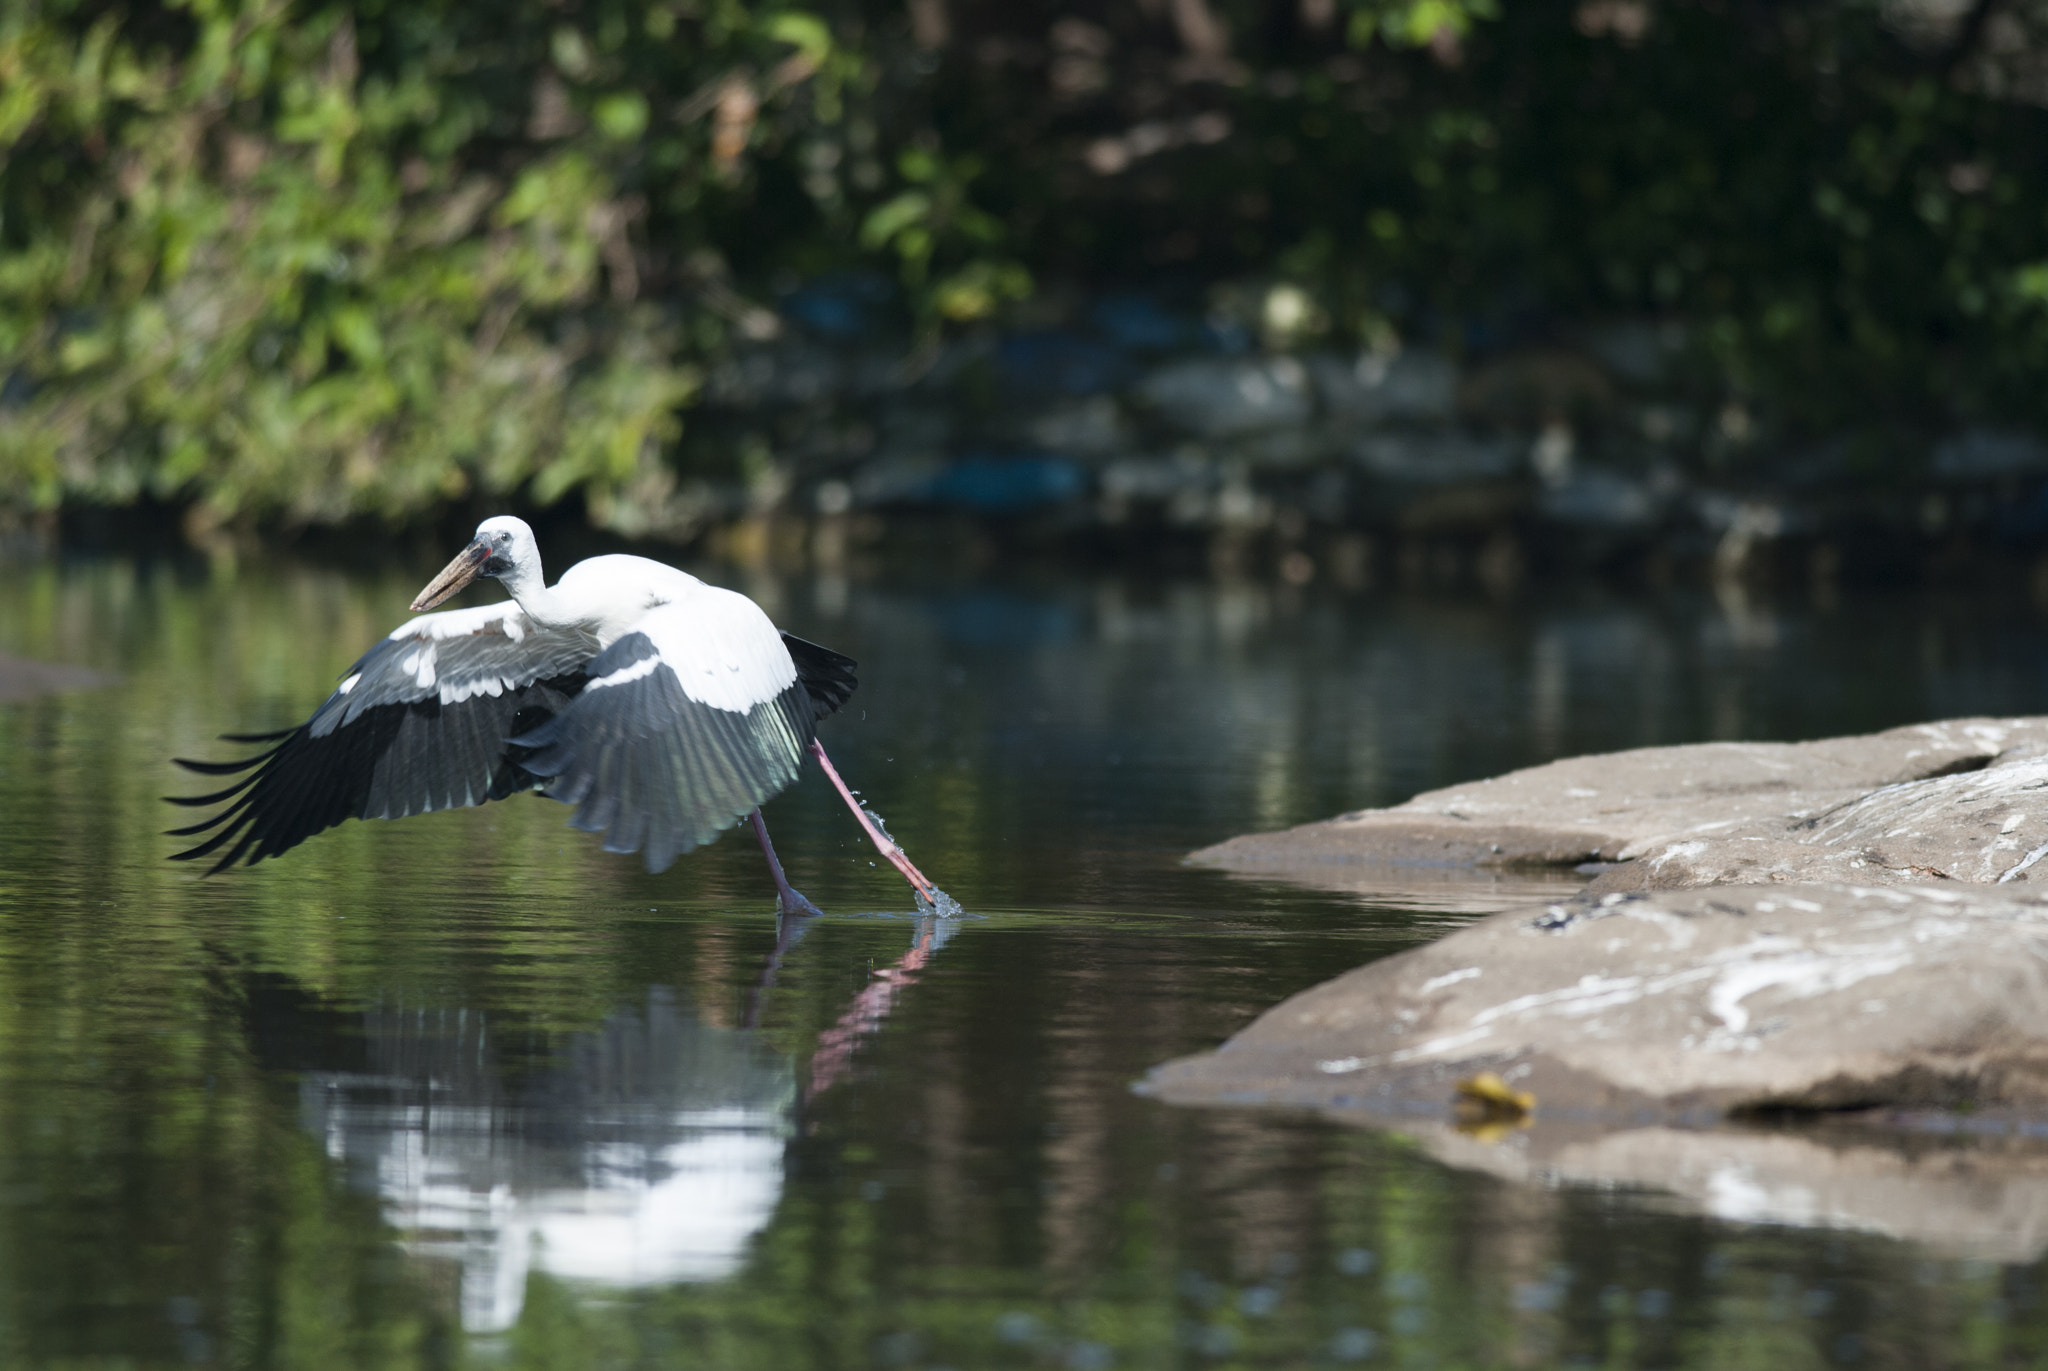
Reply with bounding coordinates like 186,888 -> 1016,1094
3,554 -> 2048,1368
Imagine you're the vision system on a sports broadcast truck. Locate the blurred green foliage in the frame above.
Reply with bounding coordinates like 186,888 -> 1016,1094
0,0 -> 1025,529
3,0 -> 2047,530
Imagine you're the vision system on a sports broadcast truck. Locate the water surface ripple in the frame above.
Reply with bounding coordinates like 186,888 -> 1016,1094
2,557 -> 2046,1366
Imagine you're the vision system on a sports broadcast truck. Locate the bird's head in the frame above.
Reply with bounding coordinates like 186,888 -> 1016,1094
410,516 -> 536,612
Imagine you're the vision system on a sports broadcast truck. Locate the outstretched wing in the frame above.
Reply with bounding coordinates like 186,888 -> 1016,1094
514,589 -> 817,872
167,603 -> 601,872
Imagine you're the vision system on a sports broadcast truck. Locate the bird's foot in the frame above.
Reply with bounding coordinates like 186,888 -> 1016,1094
777,888 -> 825,918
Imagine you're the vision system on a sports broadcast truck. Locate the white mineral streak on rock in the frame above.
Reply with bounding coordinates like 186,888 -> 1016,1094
1702,941 -> 1912,1038
1387,1024 -> 1500,1063
1613,901 -> 1695,946
1618,819 -> 1742,860
1470,973 -> 1647,1027
2003,843 -> 2048,883
1652,840 -> 1708,867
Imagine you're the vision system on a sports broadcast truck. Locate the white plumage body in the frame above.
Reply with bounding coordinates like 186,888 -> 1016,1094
387,552 -> 800,716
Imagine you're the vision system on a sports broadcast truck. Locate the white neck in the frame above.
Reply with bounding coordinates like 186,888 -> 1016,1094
498,547 -> 576,628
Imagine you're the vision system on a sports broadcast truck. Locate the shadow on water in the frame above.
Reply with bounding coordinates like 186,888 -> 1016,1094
7,555 -> 2048,1364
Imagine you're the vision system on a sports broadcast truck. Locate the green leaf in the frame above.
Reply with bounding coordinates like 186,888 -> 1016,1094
896,148 -> 938,183
2012,263 -> 2048,305
328,306 -> 383,367
859,191 -> 930,249
593,92 -> 647,141
765,12 -> 833,65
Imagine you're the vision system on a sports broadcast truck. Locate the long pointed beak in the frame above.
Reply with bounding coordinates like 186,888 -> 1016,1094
410,539 -> 491,613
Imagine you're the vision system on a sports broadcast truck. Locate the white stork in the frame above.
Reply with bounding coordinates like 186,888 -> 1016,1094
168,515 -> 943,914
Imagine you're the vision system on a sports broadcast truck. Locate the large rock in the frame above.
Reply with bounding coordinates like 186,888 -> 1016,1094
1143,880 -> 2048,1258
1191,716 -> 2048,896
1146,881 -> 2048,1116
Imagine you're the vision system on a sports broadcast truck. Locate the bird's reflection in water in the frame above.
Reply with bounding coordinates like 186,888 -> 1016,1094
293,913 -> 956,1333
746,912 -> 961,1100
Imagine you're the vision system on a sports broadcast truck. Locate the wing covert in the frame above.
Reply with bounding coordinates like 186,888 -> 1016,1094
512,598 -> 815,872
314,603 -> 601,735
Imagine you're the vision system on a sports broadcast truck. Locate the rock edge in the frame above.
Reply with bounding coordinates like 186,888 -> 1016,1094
1190,716 -> 2048,894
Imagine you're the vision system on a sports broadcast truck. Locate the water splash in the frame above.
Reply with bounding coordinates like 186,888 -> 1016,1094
857,797 -> 961,917
915,886 -> 964,919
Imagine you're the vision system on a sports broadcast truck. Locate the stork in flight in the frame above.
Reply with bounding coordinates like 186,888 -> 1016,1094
167,516 -> 944,915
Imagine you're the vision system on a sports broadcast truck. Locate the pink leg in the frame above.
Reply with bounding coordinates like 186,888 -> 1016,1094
751,808 -> 823,917
807,739 -> 941,906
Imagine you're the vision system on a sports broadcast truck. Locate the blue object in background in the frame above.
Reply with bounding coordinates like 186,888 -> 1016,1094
780,273 -> 896,339
1993,480 -> 2048,542
995,332 -> 1133,395
1091,295 -> 1200,352
922,454 -> 1087,512
930,589 -> 1084,646
1201,318 -> 1252,354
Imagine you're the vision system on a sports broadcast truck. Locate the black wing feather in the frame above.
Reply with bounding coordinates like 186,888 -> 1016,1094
780,633 -> 857,720
170,747 -> 285,777
168,676 -> 585,873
